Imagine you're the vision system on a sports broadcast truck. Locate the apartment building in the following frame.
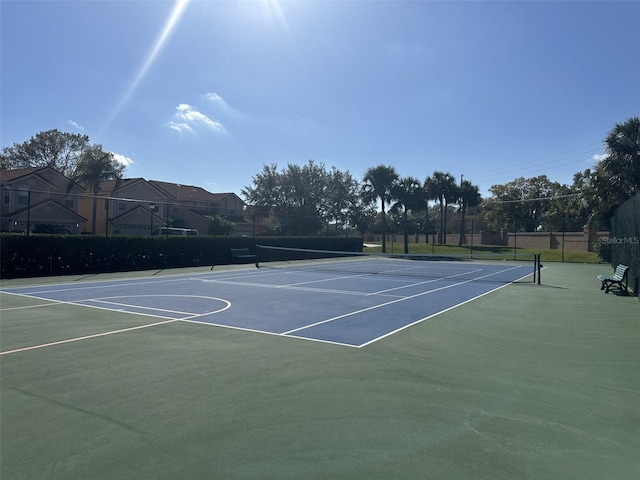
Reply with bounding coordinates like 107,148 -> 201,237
1,167 -> 252,236
0,167 -> 86,234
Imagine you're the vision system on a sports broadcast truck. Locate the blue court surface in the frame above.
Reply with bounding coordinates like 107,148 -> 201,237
1,258 -> 535,348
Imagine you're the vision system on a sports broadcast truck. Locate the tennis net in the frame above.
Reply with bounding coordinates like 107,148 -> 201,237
255,245 -> 542,284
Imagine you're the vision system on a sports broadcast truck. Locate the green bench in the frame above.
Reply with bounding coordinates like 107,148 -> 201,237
597,264 -> 629,293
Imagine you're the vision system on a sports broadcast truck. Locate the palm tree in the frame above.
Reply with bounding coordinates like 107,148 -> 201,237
424,171 -> 458,244
457,179 -> 481,245
579,117 -> 639,228
602,116 -> 640,203
71,145 -> 125,234
391,176 -> 424,253
362,165 -> 399,253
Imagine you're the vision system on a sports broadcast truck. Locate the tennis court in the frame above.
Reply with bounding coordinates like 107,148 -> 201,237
1,252 -> 537,350
1,259 -> 638,479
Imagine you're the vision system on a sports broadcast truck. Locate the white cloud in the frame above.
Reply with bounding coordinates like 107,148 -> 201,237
592,153 -> 609,162
204,92 -> 224,103
167,103 -> 226,134
204,92 -> 244,120
110,152 -> 135,167
167,121 -> 193,133
69,119 -> 85,131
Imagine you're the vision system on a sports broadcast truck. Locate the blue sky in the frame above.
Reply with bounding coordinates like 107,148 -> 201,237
2,0 -> 638,198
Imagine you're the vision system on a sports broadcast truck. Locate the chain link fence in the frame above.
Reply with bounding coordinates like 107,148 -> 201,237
609,192 -> 640,297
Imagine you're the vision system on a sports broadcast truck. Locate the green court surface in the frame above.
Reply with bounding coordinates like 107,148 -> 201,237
1,263 -> 638,479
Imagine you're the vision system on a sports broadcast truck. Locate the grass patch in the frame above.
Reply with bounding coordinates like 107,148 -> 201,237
363,242 -> 603,263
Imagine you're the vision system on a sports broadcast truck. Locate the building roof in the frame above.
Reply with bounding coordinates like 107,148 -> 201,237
98,178 -> 142,195
93,177 -> 244,206
0,166 -> 86,193
0,167 -> 40,182
148,180 -> 243,204
5,199 -> 87,223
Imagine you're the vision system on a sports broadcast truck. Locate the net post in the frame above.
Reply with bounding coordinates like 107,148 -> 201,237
538,254 -> 542,285
535,254 -> 541,285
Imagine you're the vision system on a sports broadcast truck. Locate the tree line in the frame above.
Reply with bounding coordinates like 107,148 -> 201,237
243,117 -> 639,252
2,118 -> 638,248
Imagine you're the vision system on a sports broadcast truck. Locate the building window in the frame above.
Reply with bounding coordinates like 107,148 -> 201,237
118,201 -> 126,211
18,190 -> 29,205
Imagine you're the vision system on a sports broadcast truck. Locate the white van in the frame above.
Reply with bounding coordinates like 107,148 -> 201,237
152,227 -> 199,236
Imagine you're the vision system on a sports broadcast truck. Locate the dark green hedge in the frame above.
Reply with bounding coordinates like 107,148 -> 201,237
0,234 -> 362,279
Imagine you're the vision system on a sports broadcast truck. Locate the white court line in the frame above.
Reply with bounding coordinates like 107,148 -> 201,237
195,265 -> 500,299
282,279 -> 471,335
87,299 -> 196,315
197,277 -> 403,298
1,264 -> 533,353
0,269 -> 259,297
0,319 -> 180,356
369,268 -> 484,295
282,265 -> 524,336
0,293 -> 232,356
85,295 -> 231,316
357,266 -> 537,348
359,271 -> 533,348
0,302 -> 67,312
180,318 -> 360,349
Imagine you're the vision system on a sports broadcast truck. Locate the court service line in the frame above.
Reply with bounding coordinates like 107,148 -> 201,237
197,278 -> 402,298
282,265 -> 525,336
0,319 -> 180,356
283,279 -> 474,335
369,268 -> 484,295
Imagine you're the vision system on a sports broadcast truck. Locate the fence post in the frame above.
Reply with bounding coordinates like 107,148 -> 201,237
561,220 -> 566,262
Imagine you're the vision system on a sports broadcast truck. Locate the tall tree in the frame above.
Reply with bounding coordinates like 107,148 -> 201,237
575,117 -> 640,229
485,175 -> 559,232
350,203 -> 378,241
242,163 -> 283,211
361,165 -> 399,253
242,160 -> 360,236
424,172 -> 458,244
324,167 -> 361,234
280,161 -> 327,235
71,145 -> 125,234
391,176 -> 424,253
601,116 -> 640,202
457,180 -> 481,245
0,129 -> 90,177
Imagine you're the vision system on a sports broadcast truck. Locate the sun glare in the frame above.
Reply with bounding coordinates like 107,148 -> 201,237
240,0 -> 292,40
102,0 -> 191,133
